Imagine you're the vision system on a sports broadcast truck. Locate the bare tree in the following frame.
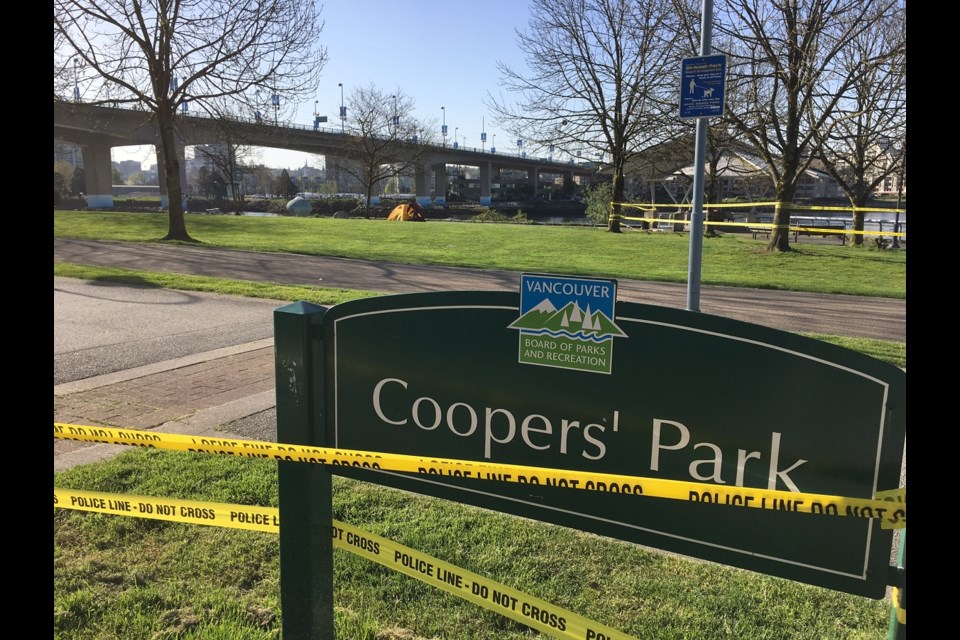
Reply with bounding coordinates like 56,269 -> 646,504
226,163 -> 277,198
335,85 -> 435,217
709,0 -> 898,251
698,125 -> 745,232
194,142 -> 245,214
54,161 -> 76,192
54,0 -> 326,241
486,0 -> 686,232
192,107 -> 265,215
814,1 -> 905,246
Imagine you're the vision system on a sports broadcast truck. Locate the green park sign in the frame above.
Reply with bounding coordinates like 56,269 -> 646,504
305,275 -> 905,599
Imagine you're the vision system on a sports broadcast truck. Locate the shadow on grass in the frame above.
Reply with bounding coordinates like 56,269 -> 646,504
759,243 -> 906,263
85,275 -> 164,289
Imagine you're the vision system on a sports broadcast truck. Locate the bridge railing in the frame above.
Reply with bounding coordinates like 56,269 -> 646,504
187,110 -> 592,166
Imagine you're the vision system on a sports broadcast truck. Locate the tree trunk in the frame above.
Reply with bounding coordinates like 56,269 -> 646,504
607,166 -> 624,233
766,186 -> 796,252
157,113 -> 193,242
364,185 -> 374,217
849,190 -> 871,247
851,208 -> 865,247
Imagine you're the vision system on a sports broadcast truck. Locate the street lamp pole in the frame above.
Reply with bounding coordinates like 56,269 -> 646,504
442,106 -> 446,147
72,57 -> 84,102
338,83 -> 345,133
454,127 -> 458,149
392,94 -> 398,136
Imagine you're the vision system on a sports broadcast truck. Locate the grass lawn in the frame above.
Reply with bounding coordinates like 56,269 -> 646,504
55,451 -> 895,640
54,210 -> 906,298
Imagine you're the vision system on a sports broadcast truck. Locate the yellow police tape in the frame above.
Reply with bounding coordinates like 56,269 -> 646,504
617,201 -> 783,210
891,587 -> 906,625
55,487 -> 280,532
617,216 -> 902,238
616,201 -> 905,214
54,487 -> 637,640
54,423 -> 905,529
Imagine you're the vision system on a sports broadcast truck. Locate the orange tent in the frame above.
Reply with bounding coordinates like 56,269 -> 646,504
387,202 -> 425,221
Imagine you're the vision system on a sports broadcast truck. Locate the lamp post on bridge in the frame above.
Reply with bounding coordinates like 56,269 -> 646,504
338,83 -> 345,133
491,134 -> 496,154
72,57 -> 84,102
454,127 -> 458,150
169,76 -> 188,113
253,89 -> 263,122
392,94 -> 399,137
441,106 -> 447,147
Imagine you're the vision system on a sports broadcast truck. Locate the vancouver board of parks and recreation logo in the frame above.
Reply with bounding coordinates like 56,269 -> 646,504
508,274 -> 626,374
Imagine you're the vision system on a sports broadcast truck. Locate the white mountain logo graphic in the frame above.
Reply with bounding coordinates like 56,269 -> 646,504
509,300 -> 626,338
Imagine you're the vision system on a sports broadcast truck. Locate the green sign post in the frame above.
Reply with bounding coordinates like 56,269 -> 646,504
275,277 -> 906,636
275,302 -> 334,640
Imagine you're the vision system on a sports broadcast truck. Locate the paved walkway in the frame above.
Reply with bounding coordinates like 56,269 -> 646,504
54,340 -> 275,471
55,238 -> 905,342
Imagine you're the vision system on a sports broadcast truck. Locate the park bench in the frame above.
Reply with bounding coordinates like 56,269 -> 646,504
654,211 -> 687,232
748,214 -> 774,239
792,217 -> 847,244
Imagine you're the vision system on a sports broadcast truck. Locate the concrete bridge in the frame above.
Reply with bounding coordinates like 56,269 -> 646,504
53,102 -> 597,209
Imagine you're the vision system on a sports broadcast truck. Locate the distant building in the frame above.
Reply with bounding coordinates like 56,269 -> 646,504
622,135 -> 911,207
54,143 -> 83,168
865,137 -> 906,198
191,144 -> 230,169
115,159 -> 142,180
794,165 -> 841,200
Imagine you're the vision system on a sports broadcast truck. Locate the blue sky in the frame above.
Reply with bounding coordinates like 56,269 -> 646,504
116,0 -> 536,170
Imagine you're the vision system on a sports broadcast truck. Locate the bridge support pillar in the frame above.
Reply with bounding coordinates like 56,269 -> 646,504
530,167 -> 540,199
415,165 -> 430,208
326,156 -> 362,194
157,141 -> 188,210
325,156 -> 342,192
479,162 -> 492,206
432,164 -> 447,206
81,142 -> 114,208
